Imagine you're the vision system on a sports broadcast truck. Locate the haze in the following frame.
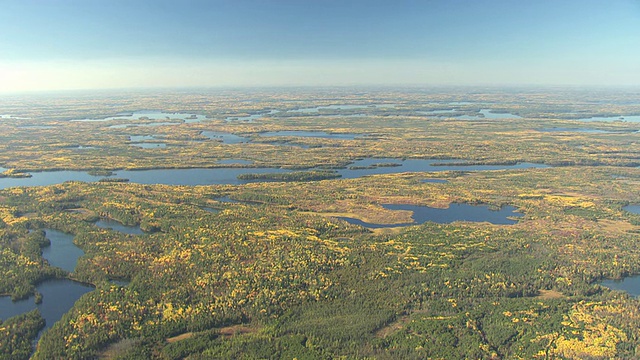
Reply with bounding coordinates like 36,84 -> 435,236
1,0 -> 639,93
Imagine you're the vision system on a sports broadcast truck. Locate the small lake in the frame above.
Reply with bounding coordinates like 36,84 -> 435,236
454,109 -> 522,120
0,229 -> 93,340
42,229 -> 84,273
259,131 -> 361,140
201,131 -> 251,144
73,111 -> 207,123
578,115 -> 640,122
538,127 -> 623,134
600,276 -> 640,297
338,203 -> 522,228
623,205 -> 640,215
0,159 -> 548,190
225,110 -> 279,122
337,158 -> 547,178
289,104 -> 397,113
95,219 -> 144,235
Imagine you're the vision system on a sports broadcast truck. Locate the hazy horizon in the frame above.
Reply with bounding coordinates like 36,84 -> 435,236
1,0 -> 639,94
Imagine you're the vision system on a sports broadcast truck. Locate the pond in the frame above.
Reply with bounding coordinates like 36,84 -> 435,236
259,131 -> 361,140
337,158 -> 548,178
600,276 -> 640,297
578,115 -> 640,122
72,111 -> 207,123
538,127 -> 622,134
454,109 -> 522,120
289,104 -> 397,113
224,110 -> 279,122
42,229 -> 84,273
201,131 -> 252,144
623,205 -> 640,215
95,219 -> 144,235
338,203 -> 522,228
0,229 -> 93,341
0,159 -> 548,190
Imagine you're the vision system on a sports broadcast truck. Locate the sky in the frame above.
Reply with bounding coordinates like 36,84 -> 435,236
0,0 -> 639,92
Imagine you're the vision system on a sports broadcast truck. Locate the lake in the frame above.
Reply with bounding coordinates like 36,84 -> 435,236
624,205 -> 640,215
0,229 -> 93,340
339,203 -> 522,228
600,276 -> 640,297
95,219 -> 144,235
578,115 -> 640,122
259,131 -> 361,140
42,229 -> 84,273
201,131 -> 252,144
72,111 -> 207,123
0,159 -> 548,190
337,158 -> 548,178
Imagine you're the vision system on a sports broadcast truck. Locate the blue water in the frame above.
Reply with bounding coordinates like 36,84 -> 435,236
260,131 -> 360,140
624,205 -> 640,215
538,127 -> 622,134
421,179 -> 449,184
0,159 -> 548,190
337,158 -> 547,178
339,203 -> 522,228
201,131 -> 251,144
0,229 -> 93,339
131,143 -> 166,148
95,219 -> 144,235
41,229 -> 84,273
601,276 -> 640,297
579,115 -> 640,122
73,111 -> 206,123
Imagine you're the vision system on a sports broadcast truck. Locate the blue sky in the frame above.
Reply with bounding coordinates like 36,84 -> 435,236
0,0 -> 638,92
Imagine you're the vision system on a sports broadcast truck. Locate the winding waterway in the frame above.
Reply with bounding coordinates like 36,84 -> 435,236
0,159 -> 549,190
339,203 -> 522,228
0,230 -> 93,341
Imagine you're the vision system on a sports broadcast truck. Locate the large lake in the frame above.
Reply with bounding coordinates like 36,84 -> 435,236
339,203 -> 522,228
0,159 -> 549,190
0,230 -> 93,340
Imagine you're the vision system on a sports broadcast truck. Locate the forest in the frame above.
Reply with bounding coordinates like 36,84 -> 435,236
1,87 -> 640,359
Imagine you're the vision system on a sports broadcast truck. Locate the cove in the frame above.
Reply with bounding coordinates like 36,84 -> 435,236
72,111 -> 207,123
578,115 -> 640,122
259,130 -> 361,140
338,203 -> 522,228
337,158 -> 548,178
600,276 -> 640,297
0,229 -> 93,341
95,219 -> 144,235
624,205 -> 640,215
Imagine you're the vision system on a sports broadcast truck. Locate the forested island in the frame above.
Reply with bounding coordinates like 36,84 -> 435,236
1,87 -> 640,359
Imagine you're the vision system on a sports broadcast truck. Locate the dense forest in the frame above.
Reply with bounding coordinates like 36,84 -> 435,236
1,88 -> 640,359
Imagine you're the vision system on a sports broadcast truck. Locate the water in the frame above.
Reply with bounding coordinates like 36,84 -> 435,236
337,158 -> 548,178
131,143 -> 166,148
225,110 -> 279,122
453,109 -> 521,120
578,115 -> 640,122
95,219 -> 144,235
201,131 -> 251,144
623,205 -> 640,215
0,159 -> 548,190
421,179 -> 449,184
41,229 -> 84,273
259,131 -> 361,140
339,203 -> 522,228
0,279 -> 93,332
0,229 -> 93,339
600,276 -> 640,297
217,159 -> 253,165
72,111 -> 206,123
289,104 -> 395,113
109,122 -> 179,128
538,127 -> 621,134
